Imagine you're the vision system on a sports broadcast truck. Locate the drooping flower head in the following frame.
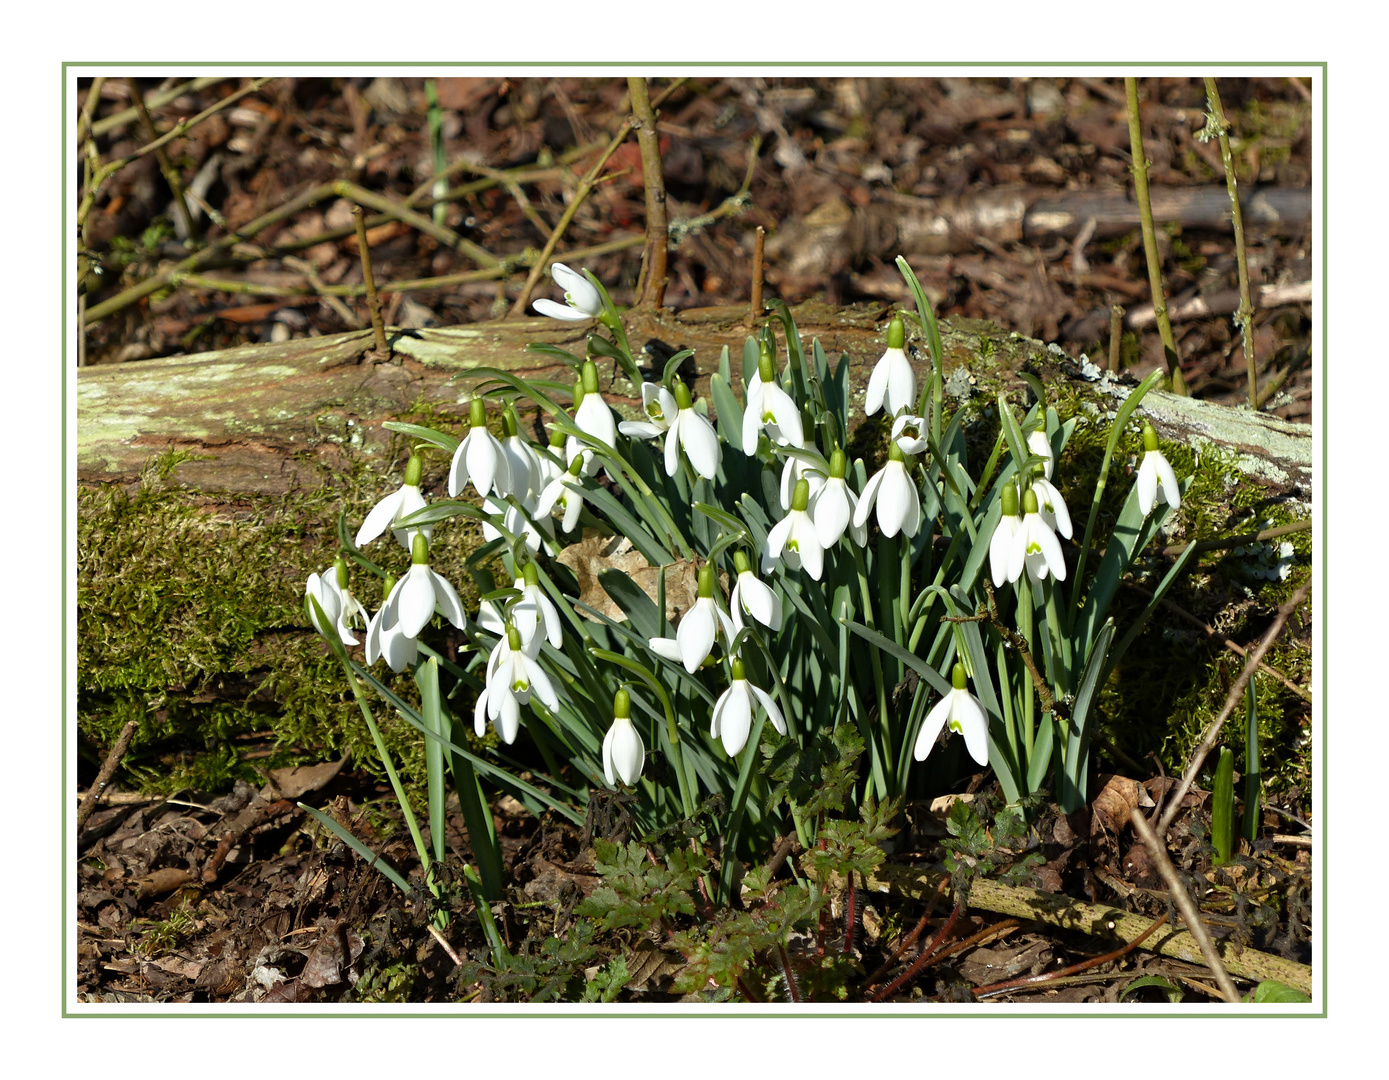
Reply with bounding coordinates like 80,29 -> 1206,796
865,316 -> 915,418
477,622 -> 557,744
891,413 -> 929,455
852,440 -> 922,539
1028,468 -> 1073,540
535,455 -> 588,534
914,662 -> 989,766
766,477 -> 826,580
1136,422 -> 1182,515
663,380 -> 722,480
730,549 -> 783,633
356,452 -> 431,551
989,481 -> 1023,588
567,361 -> 617,477
710,657 -> 787,757
652,564 -> 737,674
809,448 -> 867,549
499,406 -> 542,503
449,398 -> 512,499
366,573 -> 419,672
602,686 -> 645,787
1008,486 -> 1067,585
532,262 -> 603,321
382,533 -> 469,639
742,338 -> 803,455
478,561 -> 563,651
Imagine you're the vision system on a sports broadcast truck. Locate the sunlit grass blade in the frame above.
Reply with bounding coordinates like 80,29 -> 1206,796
299,803 -> 413,894
383,420 -> 459,454
416,658 -> 448,867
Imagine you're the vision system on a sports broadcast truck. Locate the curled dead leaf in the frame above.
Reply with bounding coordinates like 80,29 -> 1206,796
556,530 -> 702,624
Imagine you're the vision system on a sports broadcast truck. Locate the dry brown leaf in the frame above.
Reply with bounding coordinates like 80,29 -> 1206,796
1091,774 -> 1154,836
556,531 -> 701,624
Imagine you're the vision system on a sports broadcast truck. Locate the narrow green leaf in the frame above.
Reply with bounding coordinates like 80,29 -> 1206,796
299,803 -> 413,895
416,658 -> 448,866
383,421 -> 460,454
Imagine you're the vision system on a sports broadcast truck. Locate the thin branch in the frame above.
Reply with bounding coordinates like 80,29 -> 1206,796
352,205 -> 389,355
1125,77 -> 1187,396
1202,78 -> 1258,409
129,78 -> 197,243
1156,578 -> 1312,835
628,77 -> 669,308
1129,813 -> 1240,1002
76,720 -> 139,830
86,76 -> 227,140
973,913 -> 1167,998
282,256 -> 361,328
507,78 -> 686,318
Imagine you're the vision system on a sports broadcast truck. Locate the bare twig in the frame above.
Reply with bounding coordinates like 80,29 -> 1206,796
868,901 -> 962,1001
507,79 -> 685,318
426,923 -> 464,968
352,205 -> 389,356
1202,78 -> 1258,409
1108,303 -> 1124,373
973,913 -> 1167,998
87,76 -> 226,140
748,225 -> 766,326
1129,812 -> 1240,1002
1125,78 -> 1187,396
129,78 -> 197,243
628,77 -> 669,309
1157,578 -> 1312,835
76,719 -> 139,830
283,256 -> 361,329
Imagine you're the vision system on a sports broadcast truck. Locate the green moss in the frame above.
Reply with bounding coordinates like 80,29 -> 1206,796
78,437 -> 487,802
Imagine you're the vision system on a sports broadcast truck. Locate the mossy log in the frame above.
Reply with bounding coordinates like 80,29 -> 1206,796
77,303 -> 1309,499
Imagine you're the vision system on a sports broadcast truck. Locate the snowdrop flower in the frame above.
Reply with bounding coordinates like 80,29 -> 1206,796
1028,472 -> 1073,540
356,453 -> 430,551
532,262 -> 603,321
650,564 -> 737,674
1136,423 -> 1182,515
478,562 -> 562,650
602,687 -> 645,787
327,558 -> 369,645
305,567 -> 343,640
449,398 -> 512,499
481,493 -> 554,556
809,449 -> 867,549
779,445 -> 826,511
1008,487 -> 1067,585
730,550 -> 783,634
766,478 -> 827,580
478,624 -> 557,744
989,483 -> 1024,589
891,413 -> 929,455
711,658 -> 786,757
914,663 -> 989,767
535,456 -> 588,534
567,361 -> 617,478
1028,428 -> 1055,480
366,574 -> 419,672
852,441 -> 922,539
742,339 -> 803,455
664,381 -> 721,480
865,316 -> 915,418
617,382 -> 671,440
499,407 -> 542,502
380,535 -> 468,639
533,427 -> 569,491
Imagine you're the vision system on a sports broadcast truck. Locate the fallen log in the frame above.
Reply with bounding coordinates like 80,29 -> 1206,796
77,305 -> 1309,499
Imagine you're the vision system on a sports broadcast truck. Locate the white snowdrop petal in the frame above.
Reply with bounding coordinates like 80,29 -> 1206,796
533,298 -> 591,321
914,693 -> 953,761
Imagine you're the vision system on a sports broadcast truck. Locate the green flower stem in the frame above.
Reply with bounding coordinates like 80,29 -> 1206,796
339,657 -> 437,897
851,545 -> 893,800
1015,576 -> 1036,763
970,429 -> 1007,512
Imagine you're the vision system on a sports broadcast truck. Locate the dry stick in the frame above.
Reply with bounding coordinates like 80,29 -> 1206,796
1203,78 -> 1259,410
748,225 -> 766,326
1156,578 -> 1312,836
1129,813 -> 1240,1002
1124,580 -> 1309,701
973,913 -> 1168,999
86,177 -> 493,325
1108,303 -> 1125,373
1158,519 -> 1309,560
628,77 -> 670,309
128,78 -> 198,243
868,901 -> 962,1001
76,719 -> 139,830
352,205 -> 389,356
87,76 -> 226,140
77,78 -> 273,232
282,256 -> 361,328
507,79 -> 686,318
1125,77 -> 1188,396
861,863 -> 1311,992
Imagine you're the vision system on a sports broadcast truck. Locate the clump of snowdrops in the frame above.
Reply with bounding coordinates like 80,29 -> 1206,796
302,256 -> 1189,933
